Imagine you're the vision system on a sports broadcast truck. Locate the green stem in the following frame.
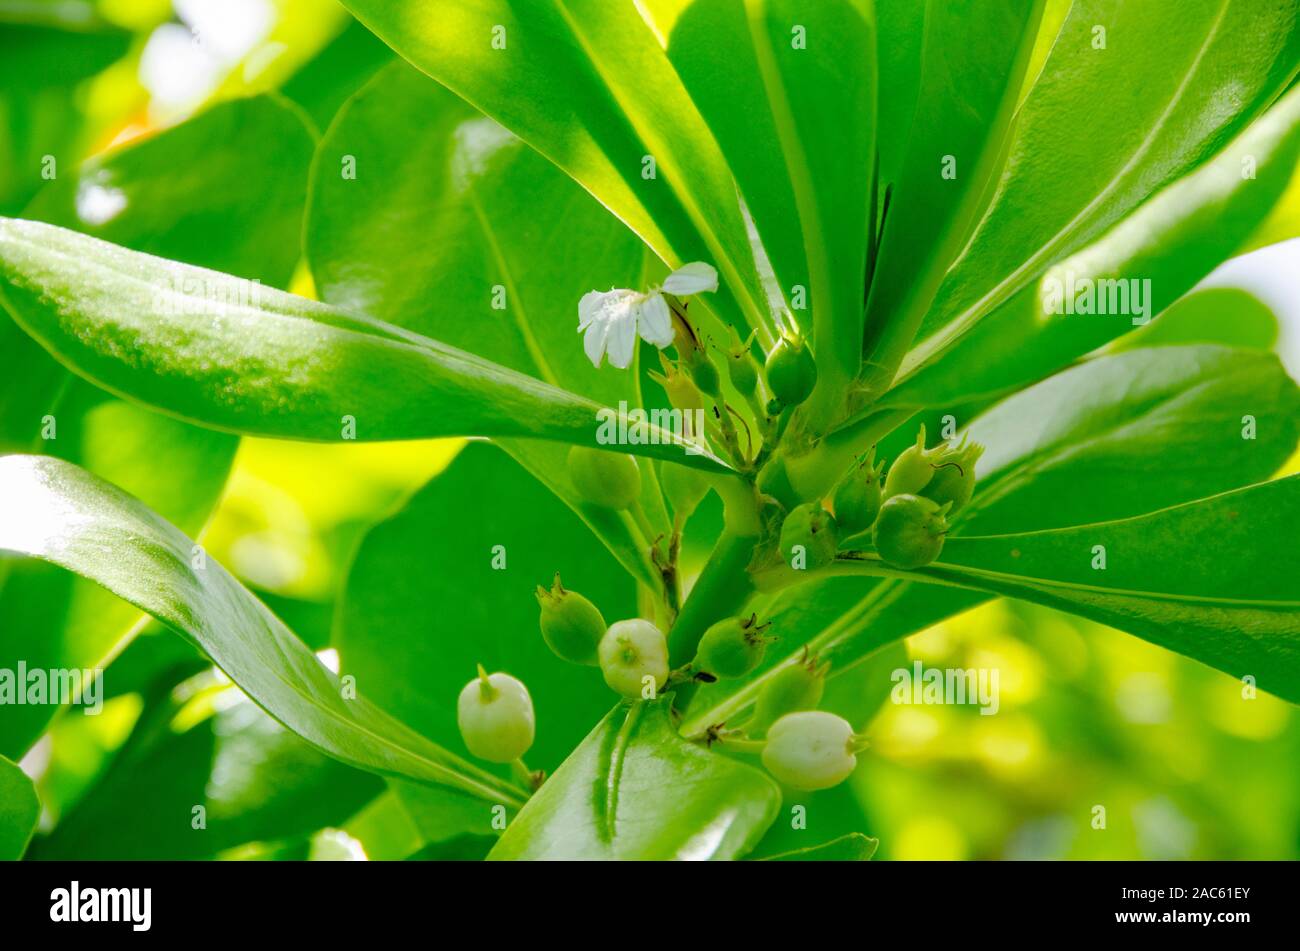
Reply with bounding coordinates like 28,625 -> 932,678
668,529 -> 759,668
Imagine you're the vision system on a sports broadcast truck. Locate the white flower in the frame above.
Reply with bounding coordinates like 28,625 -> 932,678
578,262 -> 718,369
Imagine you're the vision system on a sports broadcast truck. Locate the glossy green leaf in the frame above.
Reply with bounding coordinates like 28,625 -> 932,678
0,96 -> 316,756
306,60 -> 672,582
684,344 -> 1300,732
336,443 -> 631,774
892,0 -> 1300,405
959,345 -> 1300,534
905,476 -> 1300,703
0,753 -> 39,860
0,217 -> 726,468
642,0 -> 876,422
860,0 -> 1045,399
1110,286 -> 1278,352
29,692 -> 384,860
338,0 -> 775,344
0,454 -> 526,808
280,17 -> 394,130
488,699 -> 780,860
760,831 -> 878,861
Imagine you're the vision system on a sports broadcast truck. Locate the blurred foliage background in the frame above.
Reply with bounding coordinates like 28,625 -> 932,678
4,0 -> 1299,860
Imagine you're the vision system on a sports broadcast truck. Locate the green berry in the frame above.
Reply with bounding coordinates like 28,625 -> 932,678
749,651 -> 829,735
920,437 -> 984,515
568,445 -> 641,510
883,424 -> 947,498
598,619 -> 669,698
832,449 -> 885,536
761,711 -> 860,791
724,326 -> 759,396
872,493 -> 950,569
688,353 -> 721,397
764,331 -> 818,407
779,501 -> 839,570
536,573 -> 605,666
661,461 -> 711,522
695,613 -> 775,679
456,665 -> 535,763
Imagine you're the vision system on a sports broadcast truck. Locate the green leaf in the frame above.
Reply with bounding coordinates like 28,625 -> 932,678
642,0 -> 876,421
306,60 -> 672,582
280,18 -> 394,130
685,344 -> 1300,732
892,0 -> 1300,405
338,0 -> 775,344
759,832 -> 878,861
958,345 -> 1300,534
0,95 -> 317,756
488,699 -> 780,860
0,217 -> 726,469
850,477 -> 1300,702
1109,286 -> 1278,352
31,692 -> 384,860
337,443 -> 631,773
0,753 -> 39,860
860,0 -> 1045,399
0,454 -> 526,807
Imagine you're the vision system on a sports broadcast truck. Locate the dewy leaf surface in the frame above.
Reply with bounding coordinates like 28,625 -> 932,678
488,699 -> 780,860
339,0 -> 775,344
0,218 -> 727,469
0,454 -> 526,807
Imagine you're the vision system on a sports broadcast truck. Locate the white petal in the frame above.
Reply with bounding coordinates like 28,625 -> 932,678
605,300 -> 640,368
578,288 -> 629,330
582,317 -> 611,368
638,293 -> 675,348
662,261 -> 718,295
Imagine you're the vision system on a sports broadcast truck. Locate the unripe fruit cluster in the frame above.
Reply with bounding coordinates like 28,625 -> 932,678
817,426 -> 984,571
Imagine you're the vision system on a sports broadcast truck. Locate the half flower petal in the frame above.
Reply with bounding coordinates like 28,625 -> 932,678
638,292 -> 675,348
662,261 -> 718,295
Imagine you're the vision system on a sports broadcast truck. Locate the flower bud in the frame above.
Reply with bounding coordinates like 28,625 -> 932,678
779,501 -> 839,570
598,619 -> 669,698
536,573 -> 605,666
920,437 -> 984,516
764,331 -> 817,407
749,651 -> 828,735
695,613 -> 775,679
872,493 -> 950,569
457,665 -> 535,763
761,711 -> 861,791
882,425 -> 946,498
568,445 -> 641,510
650,352 -> 705,412
832,448 -> 885,536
